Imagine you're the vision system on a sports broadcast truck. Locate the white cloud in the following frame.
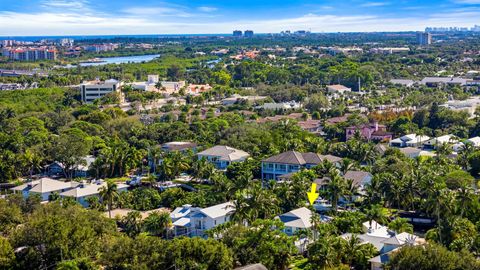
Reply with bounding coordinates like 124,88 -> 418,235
1,5 -> 480,35
123,6 -> 193,17
360,2 -> 390,7
453,0 -> 480,4
198,6 -> 218,12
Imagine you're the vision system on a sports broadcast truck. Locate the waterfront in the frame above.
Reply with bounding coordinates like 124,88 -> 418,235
78,54 -> 160,66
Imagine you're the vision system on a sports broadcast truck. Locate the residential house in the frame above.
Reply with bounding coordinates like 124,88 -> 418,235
187,84 -> 212,95
197,145 -> 250,170
420,77 -> 467,87
389,79 -> 415,87
389,134 -> 430,148
399,147 -> 436,159
11,178 -> 79,201
423,134 -> 458,150
343,170 -> 373,195
45,156 -> 95,178
261,151 -> 342,180
60,180 -> 128,207
255,101 -> 302,110
453,136 -> 480,152
346,122 -> 393,141
297,119 -> 322,134
221,94 -> 267,106
341,220 -> 425,270
161,141 -> 197,153
327,84 -> 351,95
171,202 -> 235,237
276,207 -> 332,236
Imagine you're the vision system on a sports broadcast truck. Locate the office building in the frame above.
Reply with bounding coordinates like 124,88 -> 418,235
416,32 -> 432,45
244,30 -> 254,37
233,30 -> 242,37
80,79 -> 122,103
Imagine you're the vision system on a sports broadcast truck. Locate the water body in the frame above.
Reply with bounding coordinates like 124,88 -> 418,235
79,54 -> 160,67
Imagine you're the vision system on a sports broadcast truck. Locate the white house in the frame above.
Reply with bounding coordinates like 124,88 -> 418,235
11,178 -> 79,201
255,101 -> 302,110
197,145 -> 250,170
171,202 -> 235,237
276,207 -> 313,236
60,180 -> 128,207
399,147 -> 436,159
128,75 -> 160,92
342,220 -> 425,270
453,136 -> 480,152
389,134 -> 430,148
423,134 -> 458,150
327,84 -> 351,95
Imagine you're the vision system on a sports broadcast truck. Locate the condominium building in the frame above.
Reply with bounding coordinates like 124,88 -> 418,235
80,79 -> 122,103
2,47 -> 57,61
416,32 -> 432,45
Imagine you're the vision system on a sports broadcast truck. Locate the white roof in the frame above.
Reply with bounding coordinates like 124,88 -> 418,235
199,202 -> 235,219
197,145 -> 250,162
467,136 -> 480,146
11,178 -> 78,193
276,207 -> 313,229
426,134 -> 457,145
172,217 -> 191,227
60,181 -> 128,198
170,204 -> 193,220
381,232 -> 424,246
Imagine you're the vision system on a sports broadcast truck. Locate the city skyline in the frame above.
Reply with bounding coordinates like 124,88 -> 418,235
1,0 -> 480,36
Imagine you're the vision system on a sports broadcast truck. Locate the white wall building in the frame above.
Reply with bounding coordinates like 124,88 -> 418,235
80,79 -> 122,103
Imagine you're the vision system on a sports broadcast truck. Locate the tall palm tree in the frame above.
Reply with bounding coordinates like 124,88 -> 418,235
325,167 -> 345,213
99,180 -> 119,218
365,204 -> 387,229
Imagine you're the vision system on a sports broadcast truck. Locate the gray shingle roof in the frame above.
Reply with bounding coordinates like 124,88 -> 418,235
197,145 -> 249,162
262,151 -> 342,165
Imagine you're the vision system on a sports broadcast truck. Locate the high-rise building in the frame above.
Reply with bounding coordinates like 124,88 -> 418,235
233,30 -> 242,37
244,30 -> 254,38
416,32 -> 432,45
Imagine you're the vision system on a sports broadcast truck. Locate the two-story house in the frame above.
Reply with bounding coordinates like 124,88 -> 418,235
197,145 -> 250,170
60,180 -> 128,207
346,122 -> 393,142
11,178 -> 80,201
261,151 -> 342,180
171,202 -> 235,237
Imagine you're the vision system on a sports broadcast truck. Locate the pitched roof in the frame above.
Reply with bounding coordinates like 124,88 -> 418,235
327,84 -> 351,91
381,232 -> 424,246
199,202 -> 235,219
262,151 -> 306,165
60,181 -> 128,198
12,178 -> 78,193
262,151 -> 342,165
344,170 -> 372,186
276,207 -> 313,229
197,146 -> 249,161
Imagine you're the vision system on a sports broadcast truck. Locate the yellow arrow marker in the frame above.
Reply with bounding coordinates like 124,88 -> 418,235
307,183 -> 319,205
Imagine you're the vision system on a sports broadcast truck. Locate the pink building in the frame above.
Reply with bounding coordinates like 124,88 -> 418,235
346,122 -> 393,142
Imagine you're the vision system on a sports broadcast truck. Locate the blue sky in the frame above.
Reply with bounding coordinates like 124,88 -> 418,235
1,0 -> 480,35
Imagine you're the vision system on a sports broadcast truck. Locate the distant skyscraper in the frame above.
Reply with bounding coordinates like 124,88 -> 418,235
416,32 -> 432,45
244,30 -> 254,38
233,30 -> 242,37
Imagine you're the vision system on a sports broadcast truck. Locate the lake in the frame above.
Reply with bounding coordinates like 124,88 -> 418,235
79,54 -> 160,67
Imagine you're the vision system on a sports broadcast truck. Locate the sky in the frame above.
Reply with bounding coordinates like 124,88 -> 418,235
1,0 -> 480,36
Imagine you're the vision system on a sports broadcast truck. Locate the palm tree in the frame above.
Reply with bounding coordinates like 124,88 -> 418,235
121,211 -> 143,237
365,204 -> 387,229
99,180 -> 119,218
143,211 -> 172,238
22,149 -> 42,179
388,218 -> 414,233
324,167 -> 345,213
457,142 -> 475,170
